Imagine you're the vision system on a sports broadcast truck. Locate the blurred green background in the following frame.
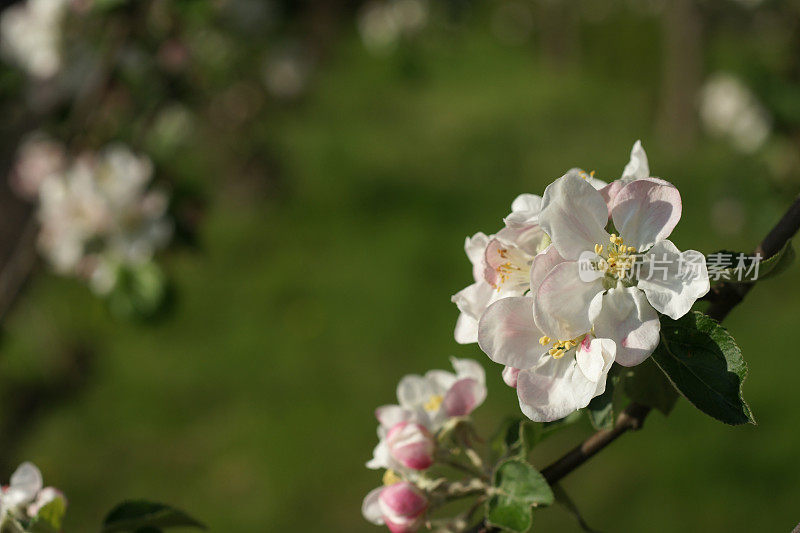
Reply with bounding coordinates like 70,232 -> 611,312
1,0 -> 800,531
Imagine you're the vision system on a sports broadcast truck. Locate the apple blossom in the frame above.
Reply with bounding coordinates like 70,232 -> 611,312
30,143 -> 173,295
396,357 -> 486,429
362,481 -> 428,533
534,156 -> 709,366
451,195 -> 551,344
0,0 -> 70,79
479,295 -> 616,421
0,462 -> 66,526
367,405 -> 435,472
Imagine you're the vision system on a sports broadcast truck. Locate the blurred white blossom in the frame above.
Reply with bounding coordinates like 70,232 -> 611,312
358,0 -> 428,54
0,462 -> 66,527
19,142 -> 173,294
10,132 -> 66,200
699,73 -> 771,153
0,0 -> 69,79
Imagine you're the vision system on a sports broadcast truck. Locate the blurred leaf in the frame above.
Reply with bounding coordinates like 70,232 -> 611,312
27,494 -> 67,533
102,501 -> 206,532
622,358 -> 678,416
552,484 -> 602,533
485,459 -> 554,533
652,312 -> 754,425
107,262 -> 167,319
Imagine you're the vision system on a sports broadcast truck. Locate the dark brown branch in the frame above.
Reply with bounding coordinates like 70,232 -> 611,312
467,193 -> 800,533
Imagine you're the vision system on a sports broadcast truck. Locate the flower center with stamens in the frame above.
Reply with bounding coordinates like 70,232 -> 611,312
423,394 -> 443,412
595,234 -> 637,280
487,245 -> 532,292
538,334 -> 585,359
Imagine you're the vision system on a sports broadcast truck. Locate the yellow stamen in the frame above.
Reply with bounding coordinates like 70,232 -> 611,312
423,394 -> 444,412
538,335 -> 551,346
594,244 -> 603,255
383,469 -> 402,486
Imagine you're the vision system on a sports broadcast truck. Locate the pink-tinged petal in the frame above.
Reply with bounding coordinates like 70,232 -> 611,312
516,356 -> 597,422
592,287 -> 660,366
379,482 -> 428,533
443,378 -> 485,417
529,245 -> 566,297
502,366 -> 520,388
638,240 -> 710,319
599,180 -> 626,218
539,172 -> 610,260
362,487 -> 385,525
386,422 -> 435,470
611,178 -> 682,251
621,140 -> 650,181
533,261 -> 604,340
504,193 -> 542,229
478,297 -> 544,370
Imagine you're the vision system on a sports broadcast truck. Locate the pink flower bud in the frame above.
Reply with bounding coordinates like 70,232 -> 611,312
378,482 -> 428,533
502,366 -> 520,388
385,422 -> 435,470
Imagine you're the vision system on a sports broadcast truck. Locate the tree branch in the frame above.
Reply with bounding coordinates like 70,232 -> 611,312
467,193 -> 800,532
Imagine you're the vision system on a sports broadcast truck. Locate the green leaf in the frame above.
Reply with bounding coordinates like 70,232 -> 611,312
27,494 -> 68,533
709,241 -> 794,282
651,312 -> 754,425
102,501 -> 206,532
485,459 -> 554,532
758,241 -> 795,281
552,484 -> 601,533
491,412 -> 582,462
622,358 -> 679,416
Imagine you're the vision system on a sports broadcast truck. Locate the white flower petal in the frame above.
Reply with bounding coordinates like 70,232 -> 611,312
611,178 -> 682,251
539,172 -> 610,260
375,405 -> 415,428
362,487 -> 386,525
516,351 -> 604,422
396,376 -> 434,410
533,261 -> 604,340
638,240 -> 710,319
450,357 -> 486,385
496,224 -> 547,256
621,140 -> 650,181
452,282 -> 496,344
4,462 -> 43,508
592,287 -> 659,366
478,297 -> 544,370
504,193 -> 542,229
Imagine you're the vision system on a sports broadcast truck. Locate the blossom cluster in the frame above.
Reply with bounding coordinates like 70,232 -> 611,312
11,135 -> 173,296
362,358 -> 486,532
0,462 -> 66,530
454,141 -> 709,421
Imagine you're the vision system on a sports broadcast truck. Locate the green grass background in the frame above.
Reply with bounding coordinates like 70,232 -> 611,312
2,13 -> 799,533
